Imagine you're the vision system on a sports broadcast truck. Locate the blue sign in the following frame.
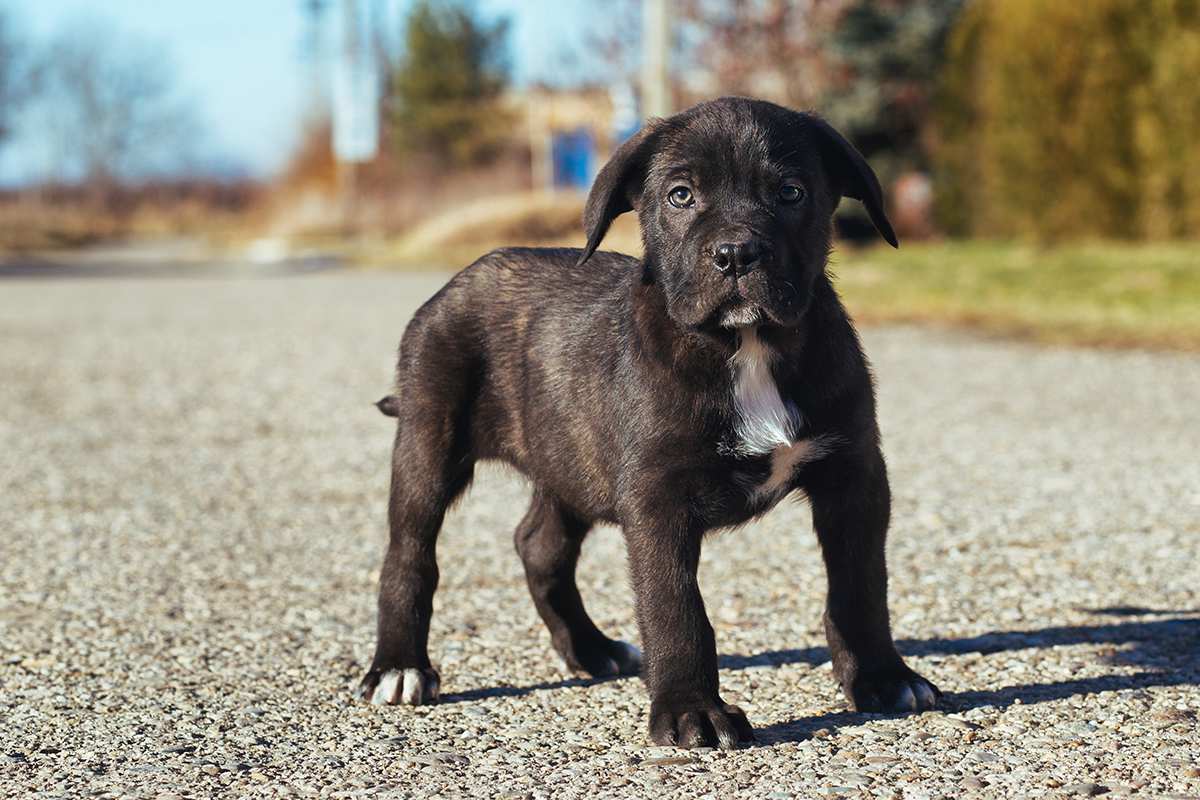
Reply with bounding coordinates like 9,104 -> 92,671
552,128 -> 593,190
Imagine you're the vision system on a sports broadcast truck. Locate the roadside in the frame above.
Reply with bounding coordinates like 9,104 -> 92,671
0,237 -> 345,279
352,195 -> 1200,351
5,194 -> 1197,350
833,241 -> 1200,351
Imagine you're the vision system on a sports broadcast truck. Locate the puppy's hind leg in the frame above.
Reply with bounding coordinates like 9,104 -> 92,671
515,488 -> 641,678
357,397 -> 474,706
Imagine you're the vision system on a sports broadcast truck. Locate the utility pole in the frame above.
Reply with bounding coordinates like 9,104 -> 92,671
369,0 -> 389,70
331,0 -> 380,235
301,0 -> 331,125
338,0 -> 358,233
641,0 -> 671,118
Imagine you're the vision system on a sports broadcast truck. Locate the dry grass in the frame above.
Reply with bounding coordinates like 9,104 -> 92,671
0,185 -> 264,252
366,191 -> 640,267
366,195 -> 1200,351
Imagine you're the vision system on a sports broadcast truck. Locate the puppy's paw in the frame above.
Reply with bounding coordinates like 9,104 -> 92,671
356,666 -> 440,706
648,698 -> 755,750
560,637 -> 642,679
597,639 -> 643,677
842,666 -> 939,714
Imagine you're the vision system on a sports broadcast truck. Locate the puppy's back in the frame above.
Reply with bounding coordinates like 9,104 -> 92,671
465,246 -> 638,310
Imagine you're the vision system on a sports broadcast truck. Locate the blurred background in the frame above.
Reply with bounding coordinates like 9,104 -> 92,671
0,0 -> 1197,348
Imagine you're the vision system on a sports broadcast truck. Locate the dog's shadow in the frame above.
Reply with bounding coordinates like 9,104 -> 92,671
441,607 -> 1200,743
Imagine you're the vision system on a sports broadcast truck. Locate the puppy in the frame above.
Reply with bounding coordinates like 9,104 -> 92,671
357,97 -> 939,748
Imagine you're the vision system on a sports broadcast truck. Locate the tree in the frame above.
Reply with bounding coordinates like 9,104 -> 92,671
676,0 -> 846,110
823,0 -> 965,177
0,8 -> 33,146
388,0 -> 511,165
935,0 -> 1200,240
32,20 -> 200,186
677,0 -> 965,232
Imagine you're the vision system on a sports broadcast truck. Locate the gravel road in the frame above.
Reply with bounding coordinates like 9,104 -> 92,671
2,272 -> 1198,799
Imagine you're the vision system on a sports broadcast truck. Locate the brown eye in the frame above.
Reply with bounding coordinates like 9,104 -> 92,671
779,184 -> 805,204
667,186 -> 695,208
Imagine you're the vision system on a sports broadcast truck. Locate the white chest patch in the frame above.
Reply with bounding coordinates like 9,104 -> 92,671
730,328 -> 835,502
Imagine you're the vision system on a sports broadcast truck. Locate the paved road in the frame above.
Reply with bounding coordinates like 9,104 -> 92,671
2,272 -> 1198,798
0,240 -> 342,279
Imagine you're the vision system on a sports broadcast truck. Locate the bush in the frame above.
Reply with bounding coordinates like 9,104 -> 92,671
934,0 -> 1200,240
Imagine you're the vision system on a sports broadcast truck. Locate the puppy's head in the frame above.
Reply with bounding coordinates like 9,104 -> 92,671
579,97 -> 896,331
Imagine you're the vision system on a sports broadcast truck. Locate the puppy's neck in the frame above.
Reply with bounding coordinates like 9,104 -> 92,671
729,326 -> 802,455
631,279 -> 732,374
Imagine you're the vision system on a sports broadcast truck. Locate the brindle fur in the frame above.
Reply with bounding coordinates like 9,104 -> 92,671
357,97 -> 939,748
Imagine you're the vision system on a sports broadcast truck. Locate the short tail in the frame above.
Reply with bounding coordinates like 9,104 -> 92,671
375,394 -> 401,417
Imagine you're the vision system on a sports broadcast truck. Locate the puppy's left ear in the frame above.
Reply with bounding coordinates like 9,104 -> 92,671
578,122 -> 662,266
808,116 -> 899,248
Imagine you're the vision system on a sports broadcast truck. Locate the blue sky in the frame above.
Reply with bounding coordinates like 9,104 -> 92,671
0,0 -> 609,184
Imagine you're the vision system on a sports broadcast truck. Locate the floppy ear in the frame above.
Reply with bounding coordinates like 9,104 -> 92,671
808,116 -> 898,248
577,123 -> 661,266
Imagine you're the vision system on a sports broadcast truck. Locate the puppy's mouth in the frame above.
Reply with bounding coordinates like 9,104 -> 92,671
683,277 -> 808,337
706,294 -> 797,332
716,301 -> 763,329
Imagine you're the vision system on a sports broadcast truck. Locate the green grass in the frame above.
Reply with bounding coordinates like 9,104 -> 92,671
363,193 -> 1200,350
832,241 -> 1200,349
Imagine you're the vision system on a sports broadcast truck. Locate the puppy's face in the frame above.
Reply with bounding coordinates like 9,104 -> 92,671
579,97 -> 897,332
640,105 -> 836,330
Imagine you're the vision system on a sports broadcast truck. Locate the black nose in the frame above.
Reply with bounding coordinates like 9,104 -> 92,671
712,240 -> 765,276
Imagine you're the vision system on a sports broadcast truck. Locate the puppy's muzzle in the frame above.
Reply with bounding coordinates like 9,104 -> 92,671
711,239 -> 772,277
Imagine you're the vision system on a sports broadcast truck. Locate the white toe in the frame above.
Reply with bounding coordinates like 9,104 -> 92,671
366,668 -> 439,706
913,680 -> 936,709
616,640 -> 641,660
372,670 -> 402,705
614,640 -> 642,671
894,684 -> 917,712
400,669 -> 423,705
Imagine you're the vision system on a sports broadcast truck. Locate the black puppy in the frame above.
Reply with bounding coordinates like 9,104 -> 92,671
357,97 -> 939,748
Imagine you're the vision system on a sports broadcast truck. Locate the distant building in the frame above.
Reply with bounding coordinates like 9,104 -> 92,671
512,86 -> 637,192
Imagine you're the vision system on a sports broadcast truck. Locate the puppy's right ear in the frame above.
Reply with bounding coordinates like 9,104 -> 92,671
578,123 -> 661,266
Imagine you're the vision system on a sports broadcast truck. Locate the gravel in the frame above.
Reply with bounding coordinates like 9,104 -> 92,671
1,272 -> 1198,799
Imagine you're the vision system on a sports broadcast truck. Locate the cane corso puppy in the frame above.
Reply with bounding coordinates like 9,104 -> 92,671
357,96 -> 939,748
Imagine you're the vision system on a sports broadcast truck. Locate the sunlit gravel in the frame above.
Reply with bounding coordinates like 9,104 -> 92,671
2,272 -> 1198,798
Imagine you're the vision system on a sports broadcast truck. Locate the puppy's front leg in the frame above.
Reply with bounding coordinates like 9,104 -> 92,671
625,517 -> 754,749
808,447 -> 940,713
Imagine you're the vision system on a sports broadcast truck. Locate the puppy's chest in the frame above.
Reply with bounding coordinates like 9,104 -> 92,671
723,330 -> 835,507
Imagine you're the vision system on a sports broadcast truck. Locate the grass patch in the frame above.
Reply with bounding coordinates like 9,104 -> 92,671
834,240 -> 1200,349
364,192 -> 1199,350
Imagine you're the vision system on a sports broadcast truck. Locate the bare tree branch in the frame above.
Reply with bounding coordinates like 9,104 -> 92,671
33,19 -> 202,187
